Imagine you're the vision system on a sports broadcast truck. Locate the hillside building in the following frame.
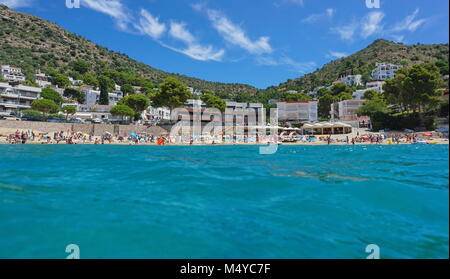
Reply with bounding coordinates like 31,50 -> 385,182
277,101 -> 318,123
330,99 -> 366,121
371,63 -> 401,80
366,80 -> 386,93
340,75 -> 363,87
1,65 -> 26,82
0,82 -> 41,116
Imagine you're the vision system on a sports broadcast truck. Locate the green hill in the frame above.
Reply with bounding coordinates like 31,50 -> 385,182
0,4 -> 257,97
273,39 -> 449,92
0,5 -> 448,101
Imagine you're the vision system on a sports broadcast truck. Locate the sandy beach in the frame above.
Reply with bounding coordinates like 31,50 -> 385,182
1,126 -> 448,146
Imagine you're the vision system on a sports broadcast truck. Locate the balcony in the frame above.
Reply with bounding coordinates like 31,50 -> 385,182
0,92 -> 38,100
0,101 -> 31,109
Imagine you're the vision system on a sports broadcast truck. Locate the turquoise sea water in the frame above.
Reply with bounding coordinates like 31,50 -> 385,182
0,144 -> 448,259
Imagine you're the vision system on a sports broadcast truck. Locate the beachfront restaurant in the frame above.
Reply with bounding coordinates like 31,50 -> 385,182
302,122 -> 352,135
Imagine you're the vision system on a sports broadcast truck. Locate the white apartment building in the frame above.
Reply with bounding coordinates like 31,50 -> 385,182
73,104 -> 122,122
330,99 -> 366,121
186,99 -> 207,109
183,100 -> 265,124
225,101 -> 265,124
85,89 -> 123,106
188,87 -> 203,96
371,63 -> 400,80
0,82 -> 41,115
340,75 -> 363,87
366,80 -> 386,93
35,72 -> 52,88
1,65 -> 26,82
144,107 -> 171,123
69,77 -> 83,86
353,89 -> 368,100
277,101 -> 318,123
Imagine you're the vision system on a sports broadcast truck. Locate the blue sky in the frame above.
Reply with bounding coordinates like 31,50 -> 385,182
2,0 -> 449,88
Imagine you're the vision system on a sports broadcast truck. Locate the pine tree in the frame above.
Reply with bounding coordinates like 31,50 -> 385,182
98,75 -> 112,105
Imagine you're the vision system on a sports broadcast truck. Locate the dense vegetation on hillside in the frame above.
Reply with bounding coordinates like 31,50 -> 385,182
0,5 -> 257,97
273,39 -> 449,92
0,4 -> 448,106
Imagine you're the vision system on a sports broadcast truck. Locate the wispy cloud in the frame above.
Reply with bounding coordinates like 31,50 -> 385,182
135,12 -> 225,61
136,9 -> 166,39
193,4 -> 315,71
361,11 -> 384,38
205,8 -> 273,55
82,0 -> 131,31
167,21 -> 225,61
280,0 -> 305,6
391,8 -> 427,32
256,55 -> 316,73
332,11 -> 384,41
0,0 -> 32,8
331,21 -> 358,41
302,8 -> 335,23
82,2 -> 223,62
327,51 -> 348,59
331,8 -> 427,42
390,35 -> 405,43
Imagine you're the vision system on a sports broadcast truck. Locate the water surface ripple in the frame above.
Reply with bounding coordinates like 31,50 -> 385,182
0,145 -> 448,259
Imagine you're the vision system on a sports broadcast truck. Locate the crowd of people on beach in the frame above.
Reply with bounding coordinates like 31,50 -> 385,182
1,129 -> 447,146
318,132 -> 436,145
2,129 -> 170,146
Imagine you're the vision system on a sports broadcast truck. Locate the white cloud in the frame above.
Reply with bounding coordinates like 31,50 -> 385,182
391,35 -> 405,43
327,51 -> 348,59
163,43 -> 225,62
136,9 -> 166,39
331,11 -> 384,41
167,21 -> 225,61
82,0 -> 131,31
280,56 -> 316,73
81,1 -> 223,62
191,2 -> 204,12
302,8 -> 335,23
392,8 -> 427,32
0,0 -> 32,8
256,55 -> 316,73
281,0 -> 305,6
331,21 -> 358,41
361,11 -> 384,38
255,56 -> 279,66
169,22 -> 195,43
331,8 -> 428,42
326,8 -> 335,17
206,9 -> 273,55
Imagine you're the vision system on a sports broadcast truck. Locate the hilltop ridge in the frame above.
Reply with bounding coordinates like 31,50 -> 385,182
274,39 -> 449,92
0,4 -> 258,97
0,4 -> 448,99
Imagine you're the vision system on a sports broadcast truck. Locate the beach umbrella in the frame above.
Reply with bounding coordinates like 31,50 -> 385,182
130,132 -> 137,137
422,133 -> 433,137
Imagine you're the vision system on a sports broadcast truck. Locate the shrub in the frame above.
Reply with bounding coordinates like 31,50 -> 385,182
22,109 -> 46,120
31,99 -> 59,115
